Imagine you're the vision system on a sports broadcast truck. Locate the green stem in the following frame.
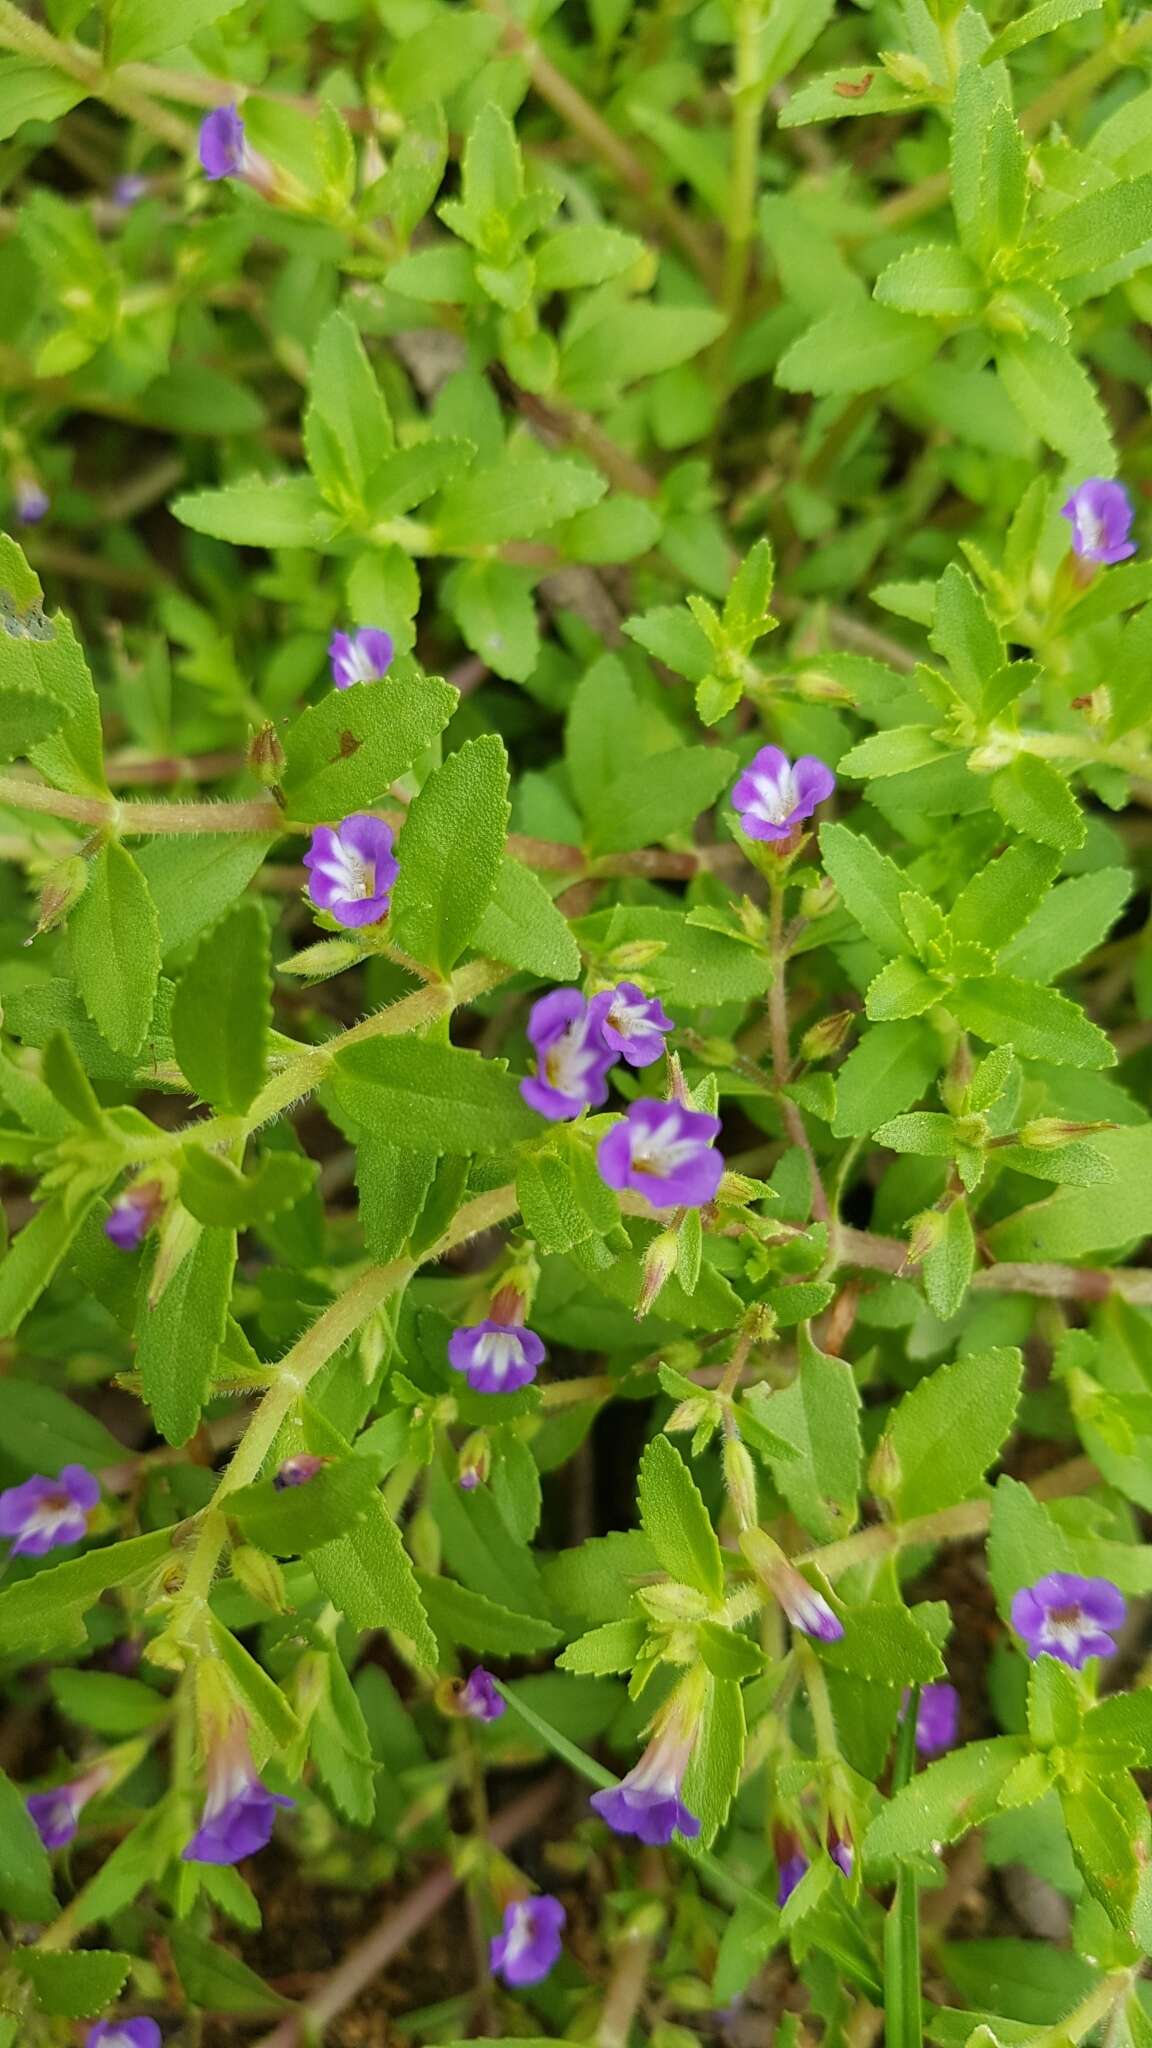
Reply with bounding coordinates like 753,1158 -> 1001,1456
884,1690 -> 922,2048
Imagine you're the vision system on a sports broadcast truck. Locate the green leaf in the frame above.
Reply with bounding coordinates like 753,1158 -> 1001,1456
586,744 -> 735,854
624,605 -> 714,682
1000,869 -> 1130,985
819,1603 -> 946,1685
390,736 -> 509,973
874,244 -> 983,319
0,682 -> 65,759
1033,175 -> 1152,287
988,752 -> 1086,853
473,858 -> 579,980
557,1618 -> 647,1674
169,1926 -> 290,2016
982,0 -> 1100,62
172,474 -> 334,547
418,1572 -> 561,1654
682,1673 -> 746,1845
535,223 -> 645,290
986,1475 -> 1076,1625
228,1456 -> 384,1555
985,1127 -> 1152,1261
921,1199 -> 976,1320
310,1496 -> 436,1667
518,1136 -> 619,1254
303,309 -> 392,510
832,1022 -> 940,1140
0,1768 -> 57,1920
0,1192 -> 100,1339
820,823 -> 909,956
133,835 -> 273,958
331,1036 -> 541,1153
560,305 -> 727,395
137,1226 -> 235,1446
450,559 -> 538,682
0,556 -> 105,795
355,1138 -> 439,1262
280,666 -> 457,823
48,1669 -> 167,1736
1060,1781 -> 1139,1926
777,303 -> 938,396
13,1949 -> 131,2018
69,841 -> 161,1058
932,565 -> 1003,702
1027,1657 -> 1082,1749
106,0 -> 241,62
171,901 -> 269,1114
866,956 -> 947,1021
948,840 -> 1061,956
878,1347 -> 1022,1520
433,448 -> 604,548
744,1328 -> 861,1542
951,976 -> 1114,1069
0,1377 -> 123,1474
638,1434 -> 725,1600
996,335 -> 1113,470
0,1528 -> 174,1656
838,726 -> 944,781
0,59 -> 86,139
865,1738 -> 1031,1865
178,1148 -> 316,1229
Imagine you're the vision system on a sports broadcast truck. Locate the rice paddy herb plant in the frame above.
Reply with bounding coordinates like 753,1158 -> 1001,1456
1,1 -> 1152,2044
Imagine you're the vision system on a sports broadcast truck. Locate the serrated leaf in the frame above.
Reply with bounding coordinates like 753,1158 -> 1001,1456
638,1435 -> 724,1600
989,755 -> 1086,852
137,1225 -> 235,1446
879,1348 -> 1022,1519
744,1329 -> 861,1542
474,858 -> 579,980
281,666 -> 457,823
390,736 -> 509,974
172,901 -> 269,1114
69,841 -> 161,1058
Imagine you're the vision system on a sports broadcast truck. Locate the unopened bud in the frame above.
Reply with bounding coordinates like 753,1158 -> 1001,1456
457,1430 -> 491,1491
800,1011 -> 854,1063
637,1226 -> 680,1319
799,875 -> 838,920
880,48 -> 934,90
1018,1117 -> 1110,1148
294,1649 -> 328,1722
723,1437 -> 759,1530
30,856 -> 87,940
408,1502 -> 441,1575
609,940 -> 667,972
907,1208 -> 946,1266
869,1433 -> 902,1501
247,721 -> 285,787
489,1281 -> 527,1326
230,1544 -> 287,1610
666,1395 -> 713,1434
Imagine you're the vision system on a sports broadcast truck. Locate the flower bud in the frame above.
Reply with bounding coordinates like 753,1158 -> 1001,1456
907,1208 -> 946,1266
1018,1116 -> 1110,1148
231,1544 -> 287,1611
868,1432 -> 902,1501
30,856 -> 88,940
609,940 -> 668,972
799,874 -> 838,920
800,1011 -> 854,1063
666,1395 -> 713,1434
637,1226 -> 680,1319
457,1430 -> 490,1491
247,721 -> 285,787
723,1437 -> 758,1530
880,49 -> 934,90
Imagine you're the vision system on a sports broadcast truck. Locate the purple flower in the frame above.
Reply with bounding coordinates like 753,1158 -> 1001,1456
86,2025 -> 162,2048
490,1895 -> 566,1987
27,1764 -> 109,1850
447,1319 -> 545,1395
0,1465 -> 99,1557
588,983 -> 673,1069
1061,479 -> 1136,566
199,104 -> 247,181
590,1717 -> 701,1847
907,1682 -> 960,1757
14,479 -> 49,525
459,1668 -> 505,1723
105,1182 -> 163,1252
520,988 -> 616,1121
272,1453 -> 327,1491
329,628 -> 394,689
732,746 -> 835,842
304,814 -> 398,930
777,1850 -> 808,1907
112,174 -> 149,208
597,1098 -> 723,1210
828,1825 -> 853,1880
182,1720 -> 293,1866
1010,1573 -> 1126,1670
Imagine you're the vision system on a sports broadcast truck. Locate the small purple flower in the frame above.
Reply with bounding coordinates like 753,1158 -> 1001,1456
198,104 -> 247,181
828,1825 -> 853,1880
447,1319 -> 545,1396
105,1181 -> 163,1252
490,1895 -> 566,1987
272,1454 -> 327,1491
732,746 -> 835,842
590,1718 -> 701,1847
520,988 -> 617,1121
329,628 -> 394,689
459,1468 -> 480,1491
27,1764 -> 109,1851
1061,479 -> 1136,566
589,983 -> 674,1069
1010,1572 -> 1126,1671
14,480 -> 49,525
459,1668 -> 505,1723
112,173 -> 149,208
597,1098 -> 723,1210
304,814 -> 398,930
907,1682 -> 960,1757
86,2024 -> 162,2048
0,1465 -> 99,1558
777,1850 -> 808,1907
182,1720 -> 293,1866
774,1563 -> 844,1643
